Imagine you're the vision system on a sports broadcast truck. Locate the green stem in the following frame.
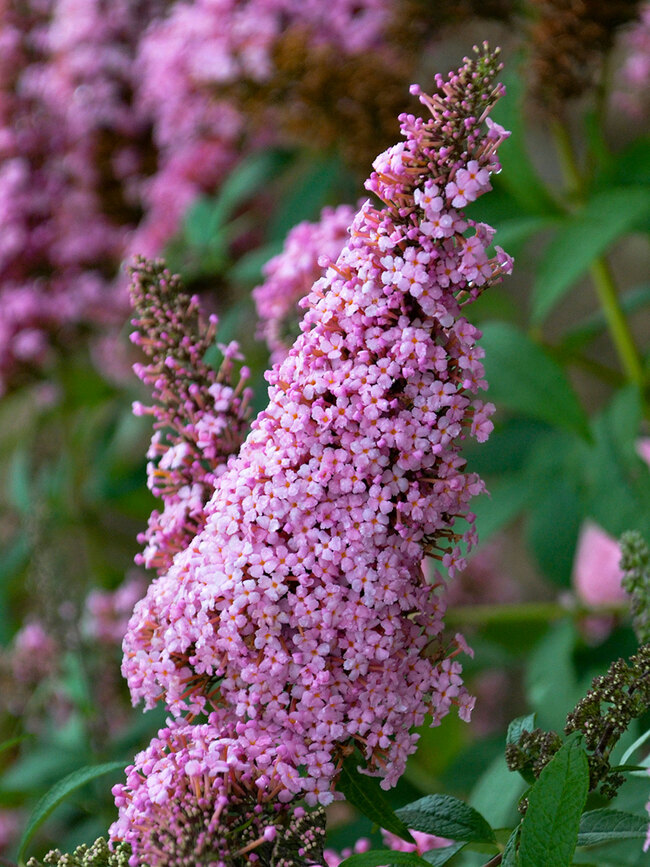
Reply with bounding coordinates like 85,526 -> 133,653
445,600 -> 627,628
551,120 -> 645,387
589,257 -> 645,386
551,119 -> 582,201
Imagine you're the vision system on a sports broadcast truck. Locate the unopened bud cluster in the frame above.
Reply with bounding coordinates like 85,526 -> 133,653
26,838 -> 131,867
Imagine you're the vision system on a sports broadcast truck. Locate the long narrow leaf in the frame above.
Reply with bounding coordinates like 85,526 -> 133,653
17,762 -> 124,863
532,188 -> 650,325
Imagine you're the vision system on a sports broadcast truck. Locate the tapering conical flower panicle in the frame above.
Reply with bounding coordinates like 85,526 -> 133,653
26,838 -> 131,867
253,204 -> 356,365
129,258 -> 253,573
620,530 -> 650,643
122,45 -> 512,802
506,643 -> 650,802
110,717 -> 326,867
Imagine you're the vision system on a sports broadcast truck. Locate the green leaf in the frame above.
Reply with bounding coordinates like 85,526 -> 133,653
480,322 -> 590,439
183,196 -> 228,250
184,150 -> 290,248
507,715 -> 537,747
338,851 -> 430,867
422,843 -> 467,865
396,794 -> 496,844
488,64 -> 559,216
230,241 -> 284,286
9,449 -> 31,514
502,825 -> 521,866
472,474 -> 532,543
596,136 -> 650,190
576,386 -> 650,538
17,761 -> 124,862
469,754 -> 527,830
212,149 -> 291,226
576,809 -> 650,847
337,757 -> 414,843
518,733 -> 589,867
269,151 -> 352,243
532,187 -> 650,325
526,474 -> 581,585
525,620 -> 577,731
620,728 -> 650,768
0,532 -> 30,642
489,216 -> 557,254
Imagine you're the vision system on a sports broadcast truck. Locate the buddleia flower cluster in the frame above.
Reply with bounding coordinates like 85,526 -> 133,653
111,717 -> 327,867
0,0 -> 163,392
114,45 -> 512,863
253,204 -> 356,366
129,258 -> 253,573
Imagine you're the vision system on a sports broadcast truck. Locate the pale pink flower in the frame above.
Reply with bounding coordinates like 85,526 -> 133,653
573,521 -> 627,607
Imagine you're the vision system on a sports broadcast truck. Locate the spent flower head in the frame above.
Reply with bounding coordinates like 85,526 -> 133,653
507,643 -> 650,802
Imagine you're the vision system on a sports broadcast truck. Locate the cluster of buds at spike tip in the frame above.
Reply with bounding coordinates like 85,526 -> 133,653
506,643 -> 650,803
119,44 -> 512,827
129,257 -> 253,573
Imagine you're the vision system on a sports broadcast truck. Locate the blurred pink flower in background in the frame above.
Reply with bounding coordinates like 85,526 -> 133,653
83,573 -> 146,645
636,436 -> 650,467
572,521 -> 627,607
323,829 -> 449,866
617,2 -> 650,117
0,809 -> 21,856
382,829 -> 450,853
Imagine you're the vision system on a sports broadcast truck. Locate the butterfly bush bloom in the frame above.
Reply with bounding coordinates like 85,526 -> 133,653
253,204 -> 356,365
110,715 -> 327,867
0,0 -> 163,392
121,46 -> 512,808
8,621 -> 59,685
129,258 -> 253,573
